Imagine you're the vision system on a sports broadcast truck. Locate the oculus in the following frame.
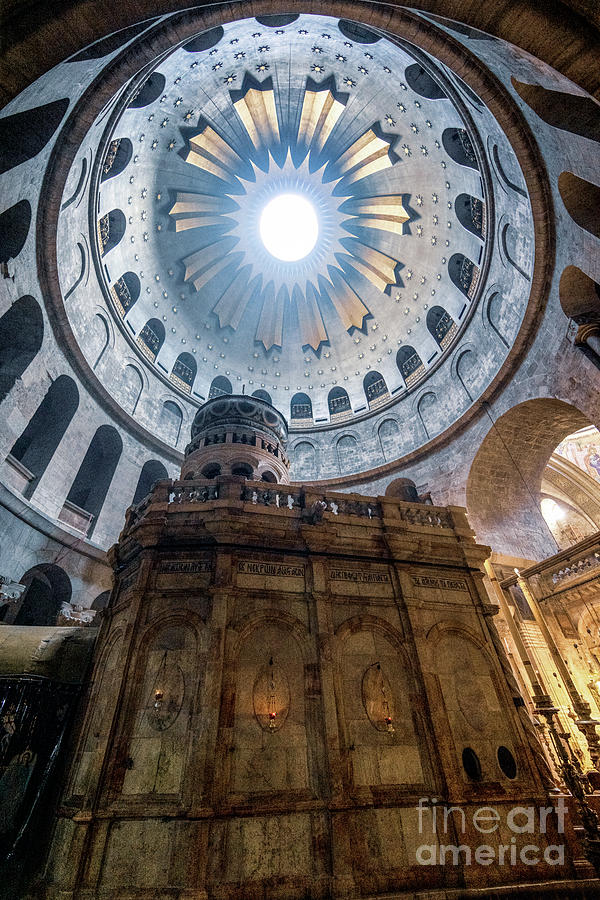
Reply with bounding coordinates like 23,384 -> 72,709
259,193 -> 319,261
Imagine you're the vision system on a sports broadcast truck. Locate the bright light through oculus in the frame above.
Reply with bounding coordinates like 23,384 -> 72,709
259,193 -> 319,261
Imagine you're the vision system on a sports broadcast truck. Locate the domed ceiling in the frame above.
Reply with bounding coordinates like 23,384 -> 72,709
77,13 -> 509,428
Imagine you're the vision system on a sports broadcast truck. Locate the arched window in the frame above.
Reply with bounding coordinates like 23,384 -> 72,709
101,138 -> 133,181
111,271 -> 140,317
252,389 -> 272,404
512,79 -> 600,143
405,63 -> 446,99
328,387 -> 352,421
137,318 -> 165,363
442,127 -> 478,170
448,253 -> 480,299
231,462 -> 253,477
0,199 -> 32,264
559,172 -> 600,240
132,459 -> 168,505
170,352 -> 197,394
64,424 -> 122,535
455,194 -> 485,239
9,375 -> 78,498
159,401 -> 183,445
290,392 -> 312,425
97,209 -> 126,256
363,370 -> 389,408
427,306 -> 458,350
201,463 -> 221,478
12,565 -> 71,627
208,375 -> 232,399
0,98 -> 69,176
396,346 -> 424,388
128,72 -> 166,108
0,296 -> 43,403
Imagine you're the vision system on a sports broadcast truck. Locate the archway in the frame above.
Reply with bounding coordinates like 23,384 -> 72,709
466,399 -> 592,560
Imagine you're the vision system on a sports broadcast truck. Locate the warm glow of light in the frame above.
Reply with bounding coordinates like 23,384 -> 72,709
541,497 -> 565,527
259,193 -> 319,261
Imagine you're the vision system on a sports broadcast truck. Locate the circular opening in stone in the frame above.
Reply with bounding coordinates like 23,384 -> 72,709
259,193 -> 319,261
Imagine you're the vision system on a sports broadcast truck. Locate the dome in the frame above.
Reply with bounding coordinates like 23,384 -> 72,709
55,13 -> 531,473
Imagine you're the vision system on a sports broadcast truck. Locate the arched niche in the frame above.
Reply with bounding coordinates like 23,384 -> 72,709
101,138 -> 133,181
396,345 -> 424,388
97,209 -> 126,256
290,392 -> 312,425
90,313 -> 110,370
226,619 -> 315,798
334,618 -> 427,789
252,389 -> 272,404
9,374 -> 79,498
0,199 -> 32,263
448,253 -> 479,299
208,375 -> 232,399
13,564 -> 71,626
455,347 -> 482,402
455,193 -> 485,239
159,400 -> 183,445
405,63 -> 446,99
65,424 -> 123,534
137,318 -> 165,363
559,265 -> 600,321
559,172 -> 600,239
67,632 -> 125,802
363,371 -> 389,409
428,627 -> 519,785
337,433 -> 358,473
385,478 -> 419,502
111,271 -> 140,317
122,364 -> 143,414
292,441 -> 316,478
442,127 -> 478,170
427,306 -> 457,350
328,386 -> 352,422
118,623 -> 199,798
466,398 -> 592,559
0,98 -> 69,176
378,418 -> 400,462
0,296 -> 43,402
417,392 -> 438,439
132,459 -> 168,505
484,290 -> 509,348
170,352 -> 197,394
512,78 -> 600,143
